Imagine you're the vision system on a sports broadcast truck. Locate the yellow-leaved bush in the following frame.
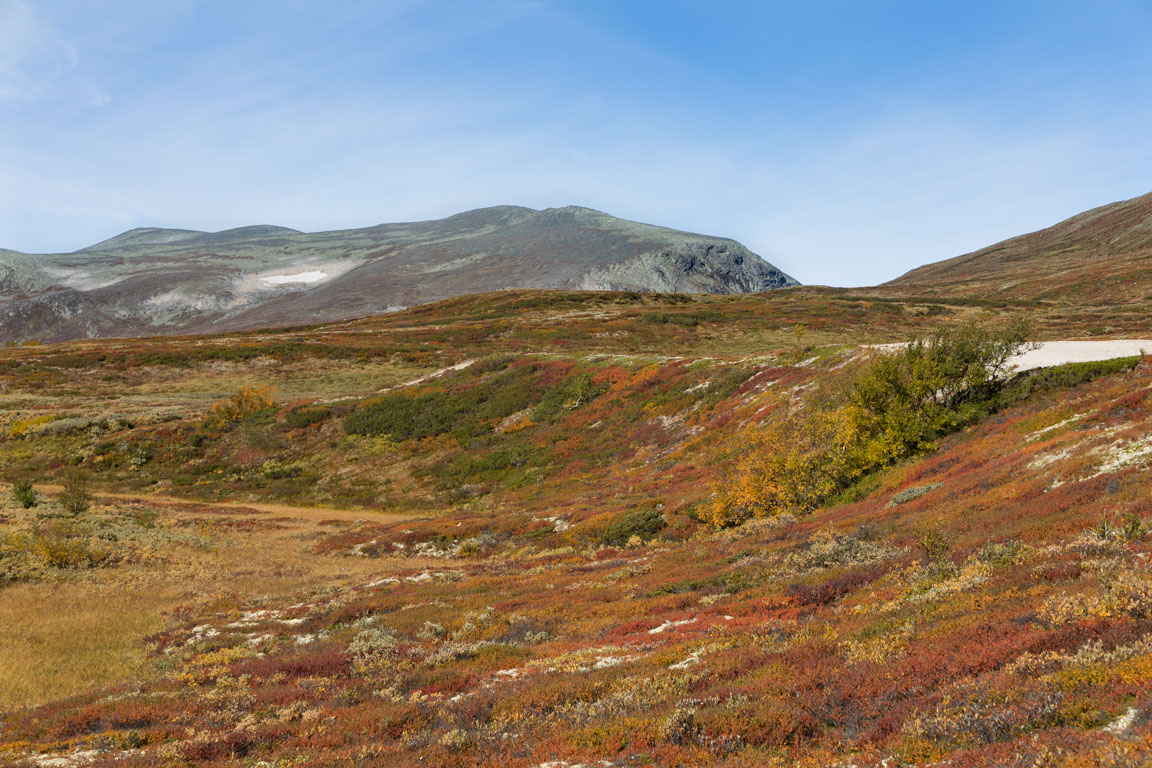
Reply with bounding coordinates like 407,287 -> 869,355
208,386 -> 276,425
710,405 -> 862,526
709,318 -> 1031,527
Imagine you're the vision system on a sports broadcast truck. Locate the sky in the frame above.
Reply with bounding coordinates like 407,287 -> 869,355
2,0 -> 1152,286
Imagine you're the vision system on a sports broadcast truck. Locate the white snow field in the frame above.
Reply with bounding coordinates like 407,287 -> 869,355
1010,340 -> 1152,372
261,270 -> 329,285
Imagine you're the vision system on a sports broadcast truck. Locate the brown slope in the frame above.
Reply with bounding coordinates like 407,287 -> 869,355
883,190 -> 1152,302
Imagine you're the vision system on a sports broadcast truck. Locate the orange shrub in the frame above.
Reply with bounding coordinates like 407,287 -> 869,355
208,386 -> 276,424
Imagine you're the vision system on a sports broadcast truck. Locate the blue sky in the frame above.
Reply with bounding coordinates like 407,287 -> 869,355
2,0 -> 1151,285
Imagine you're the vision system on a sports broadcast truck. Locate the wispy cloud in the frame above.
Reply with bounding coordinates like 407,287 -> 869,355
0,0 -> 78,105
2,1 -> 1152,286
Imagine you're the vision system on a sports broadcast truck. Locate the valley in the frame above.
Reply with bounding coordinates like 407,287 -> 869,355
2,282 -> 1152,767
7,4 -> 1151,766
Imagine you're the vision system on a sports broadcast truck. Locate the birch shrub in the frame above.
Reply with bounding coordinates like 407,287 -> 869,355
710,319 -> 1031,526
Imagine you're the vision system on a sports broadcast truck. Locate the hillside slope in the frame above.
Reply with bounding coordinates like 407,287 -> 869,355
0,206 -> 797,343
884,190 -> 1152,302
3,292 -> 1152,766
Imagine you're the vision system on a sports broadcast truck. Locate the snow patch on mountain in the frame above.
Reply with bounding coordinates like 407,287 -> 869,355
262,270 -> 329,285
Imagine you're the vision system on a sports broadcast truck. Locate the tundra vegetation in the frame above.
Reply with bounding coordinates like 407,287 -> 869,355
1,288 -> 1152,767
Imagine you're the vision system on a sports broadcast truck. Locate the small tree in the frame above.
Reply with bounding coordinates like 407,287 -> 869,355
11,479 -> 37,509
848,317 -> 1032,464
58,471 -> 92,516
1121,511 -> 1149,543
709,404 -> 862,526
209,386 -> 276,425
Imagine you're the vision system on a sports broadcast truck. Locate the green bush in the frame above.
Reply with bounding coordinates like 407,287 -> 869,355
602,508 -> 666,546
450,445 -> 543,478
977,539 -> 1024,567
58,471 -> 93,517
284,406 -> 331,429
531,372 -> 608,423
998,355 -> 1139,402
427,444 -> 549,494
344,363 -> 608,441
344,367 -> 536,441
346,390 -> 474,441
130,508 -> 160,529
915,521 -> 954,562
1121,512 -> 1149,543
642,313 -> 699,327
847,317 -> 1031,464
11,479 -> 37,509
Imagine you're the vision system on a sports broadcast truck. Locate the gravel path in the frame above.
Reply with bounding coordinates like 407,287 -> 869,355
1010,340 -> 1152,372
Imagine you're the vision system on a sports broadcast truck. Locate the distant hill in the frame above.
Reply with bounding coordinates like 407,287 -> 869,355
884,190 -> 1152,302
0,206 -> 797,343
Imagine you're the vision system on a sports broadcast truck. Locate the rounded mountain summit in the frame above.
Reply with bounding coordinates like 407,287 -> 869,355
0,206 -> 797,343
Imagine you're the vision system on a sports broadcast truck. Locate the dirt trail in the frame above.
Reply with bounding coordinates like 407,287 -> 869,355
24,485 -> 418,527
1009,340 -> 1152,372
870,339 -> 1152,373
318,358 -> 477,404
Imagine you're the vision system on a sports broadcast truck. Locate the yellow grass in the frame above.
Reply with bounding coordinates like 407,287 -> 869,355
0,498 -> 423,711
0,579 -> 178,709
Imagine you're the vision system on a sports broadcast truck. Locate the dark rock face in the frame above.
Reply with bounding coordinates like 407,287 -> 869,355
0,206 -> 798,343
580,242 -> 793,294
669,241 -> 794,292
0,289 -> 126,341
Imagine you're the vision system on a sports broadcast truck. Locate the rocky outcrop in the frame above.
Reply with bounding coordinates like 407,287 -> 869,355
0,289 -> 128,342
579,242 -> 795,294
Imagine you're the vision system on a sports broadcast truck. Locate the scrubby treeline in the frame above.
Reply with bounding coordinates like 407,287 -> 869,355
710,320 -> 1138,525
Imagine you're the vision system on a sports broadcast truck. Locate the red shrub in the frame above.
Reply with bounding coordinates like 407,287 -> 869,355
787,564 -> 889,607
234,644 -> 352,680
181,725 -> 290,761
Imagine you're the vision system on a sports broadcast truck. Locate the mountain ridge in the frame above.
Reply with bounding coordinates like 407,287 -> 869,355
0,205 -> 797,343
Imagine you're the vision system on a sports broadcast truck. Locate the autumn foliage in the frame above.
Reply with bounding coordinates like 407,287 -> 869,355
208,385 -> 276,424
709,319 -> 1031,525
6,290 -> 1152,768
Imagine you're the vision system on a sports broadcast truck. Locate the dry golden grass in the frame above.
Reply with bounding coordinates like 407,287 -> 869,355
0,497 -> 424,711
0,579 -> 179,709
31,485 -> 417,526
